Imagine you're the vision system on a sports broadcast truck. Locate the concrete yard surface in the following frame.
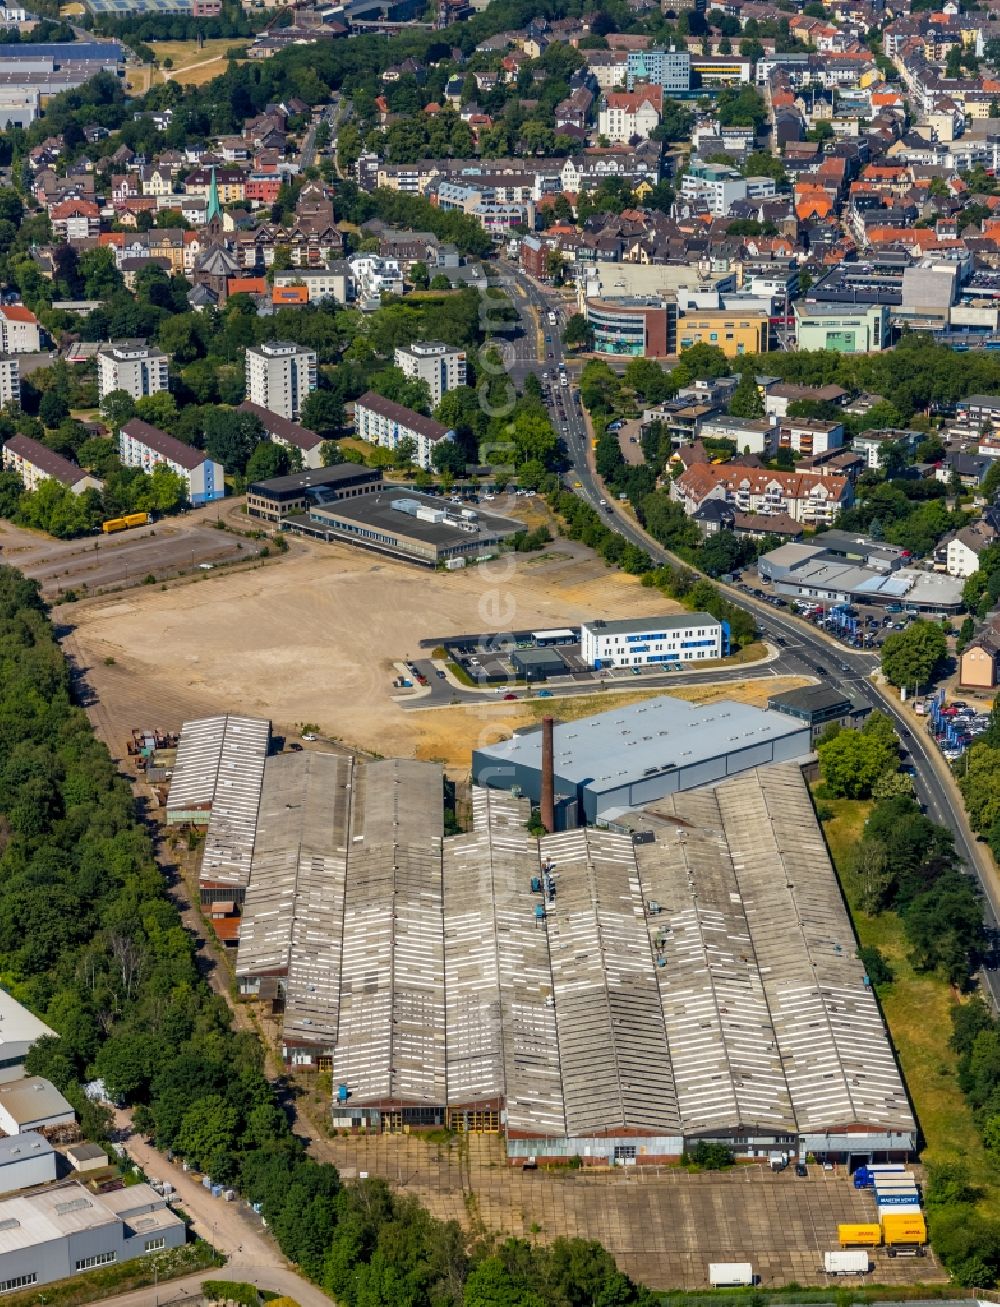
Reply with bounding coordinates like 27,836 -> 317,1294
321,1133 -> 946,1291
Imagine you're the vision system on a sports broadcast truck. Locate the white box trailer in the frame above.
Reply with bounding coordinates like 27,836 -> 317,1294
825,1250 -> 870,1276
710,1263 -> 754,1287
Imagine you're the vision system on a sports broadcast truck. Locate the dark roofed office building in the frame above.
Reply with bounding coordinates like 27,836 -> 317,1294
246,464 -> 383,524
767,684 -> 868,742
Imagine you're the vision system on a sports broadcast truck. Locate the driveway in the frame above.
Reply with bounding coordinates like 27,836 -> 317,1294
112,1109 -> 332,1303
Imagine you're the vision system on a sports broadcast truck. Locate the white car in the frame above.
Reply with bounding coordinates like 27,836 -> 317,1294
301,732 -> 317,741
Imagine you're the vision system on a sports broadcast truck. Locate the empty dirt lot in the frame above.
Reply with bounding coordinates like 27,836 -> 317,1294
63,535 -> 707,763
315,1133 -> 946,1291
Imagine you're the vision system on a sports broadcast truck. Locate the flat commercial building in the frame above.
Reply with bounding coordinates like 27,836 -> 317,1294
758,542 -> 965,612
393,342 -> 467,409
353,391 -> 455,470
581,613 -> 725,669
97,340 -> 168,402
794,302 -> 890,353
245,463 -> 383,524
767,684 -> 867,742
245,341 -> 317,422
472,694 -> 811,828
676,309 -> 770,357
626,46 -> 690,91
0,1078 -> 74,1136
119,419 -> 223,504
0,994 -> 56,1084
0,1181 -> 184,1294
0,1134 -> 56,1196
585,296 -> 676,358
290,490 -> 520,566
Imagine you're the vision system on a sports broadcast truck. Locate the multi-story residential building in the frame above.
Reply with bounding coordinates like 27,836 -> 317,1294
348,254 -> 404,306
97,339 -> 169,402
0,305 -> 40,354
776,418 -> 844,456
119,418 -> 223,504
238,401 -> 325,470
946,522 -> 998,578
598,86 -> 662,143
244,341 -> 317,422
2,433 -> 101,495
680,162 -> 776,215
0,355 -> 19,410
584,49 -> 629,90
581,613 -> 725,669
393,342 -> 467,409
49,199 -> 100,240
271,266 -> 352,305
353,391 -> 455,470
626,47 -> 690,91
672,462 -> 853,525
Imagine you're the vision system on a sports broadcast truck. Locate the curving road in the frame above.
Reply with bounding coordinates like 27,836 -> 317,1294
496,261 -> 1000,1005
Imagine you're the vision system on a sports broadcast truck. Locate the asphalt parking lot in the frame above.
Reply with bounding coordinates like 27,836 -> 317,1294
0,516 -> 262,598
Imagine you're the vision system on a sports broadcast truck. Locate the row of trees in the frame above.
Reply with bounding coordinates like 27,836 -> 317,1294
957,698 -> 1000,867
0,567 -> 654,1307
819,723 -> 985,988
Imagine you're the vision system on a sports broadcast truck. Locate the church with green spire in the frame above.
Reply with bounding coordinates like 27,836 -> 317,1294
205,165 -> 223,238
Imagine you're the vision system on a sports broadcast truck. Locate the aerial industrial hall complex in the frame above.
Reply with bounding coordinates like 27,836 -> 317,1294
164,703 -> 915,1166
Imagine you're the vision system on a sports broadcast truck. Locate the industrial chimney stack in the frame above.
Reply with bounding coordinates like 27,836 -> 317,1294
540,715 -> 555,834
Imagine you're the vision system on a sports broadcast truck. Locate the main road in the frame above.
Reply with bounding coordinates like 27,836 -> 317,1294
495,260 -> 1000,1003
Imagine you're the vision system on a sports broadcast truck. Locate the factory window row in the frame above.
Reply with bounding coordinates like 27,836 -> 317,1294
0,1275 -> 37,1294
75,1252 -> 117,1272
144,1237 -> 166,1252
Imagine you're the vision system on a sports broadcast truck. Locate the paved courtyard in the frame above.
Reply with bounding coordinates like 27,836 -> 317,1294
321,1133 -> 948,1291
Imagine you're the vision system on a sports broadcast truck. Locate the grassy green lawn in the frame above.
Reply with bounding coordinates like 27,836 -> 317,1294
822,797 -> 1000,1218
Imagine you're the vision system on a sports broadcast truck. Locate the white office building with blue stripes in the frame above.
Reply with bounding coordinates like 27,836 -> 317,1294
581,613 -> 725,670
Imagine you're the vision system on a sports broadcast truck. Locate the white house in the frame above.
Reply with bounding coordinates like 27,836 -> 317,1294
581,613 -> 725,668
946,523 -> 998,578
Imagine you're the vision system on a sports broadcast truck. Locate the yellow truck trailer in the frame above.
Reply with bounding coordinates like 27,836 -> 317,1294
123,512 -> 148,528
882,1213 -> 927,1250
102,517 -> 128,534
838,1224 -> 882,1248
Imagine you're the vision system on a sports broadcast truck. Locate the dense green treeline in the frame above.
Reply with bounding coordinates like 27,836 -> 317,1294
0,566 -> 653,1306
